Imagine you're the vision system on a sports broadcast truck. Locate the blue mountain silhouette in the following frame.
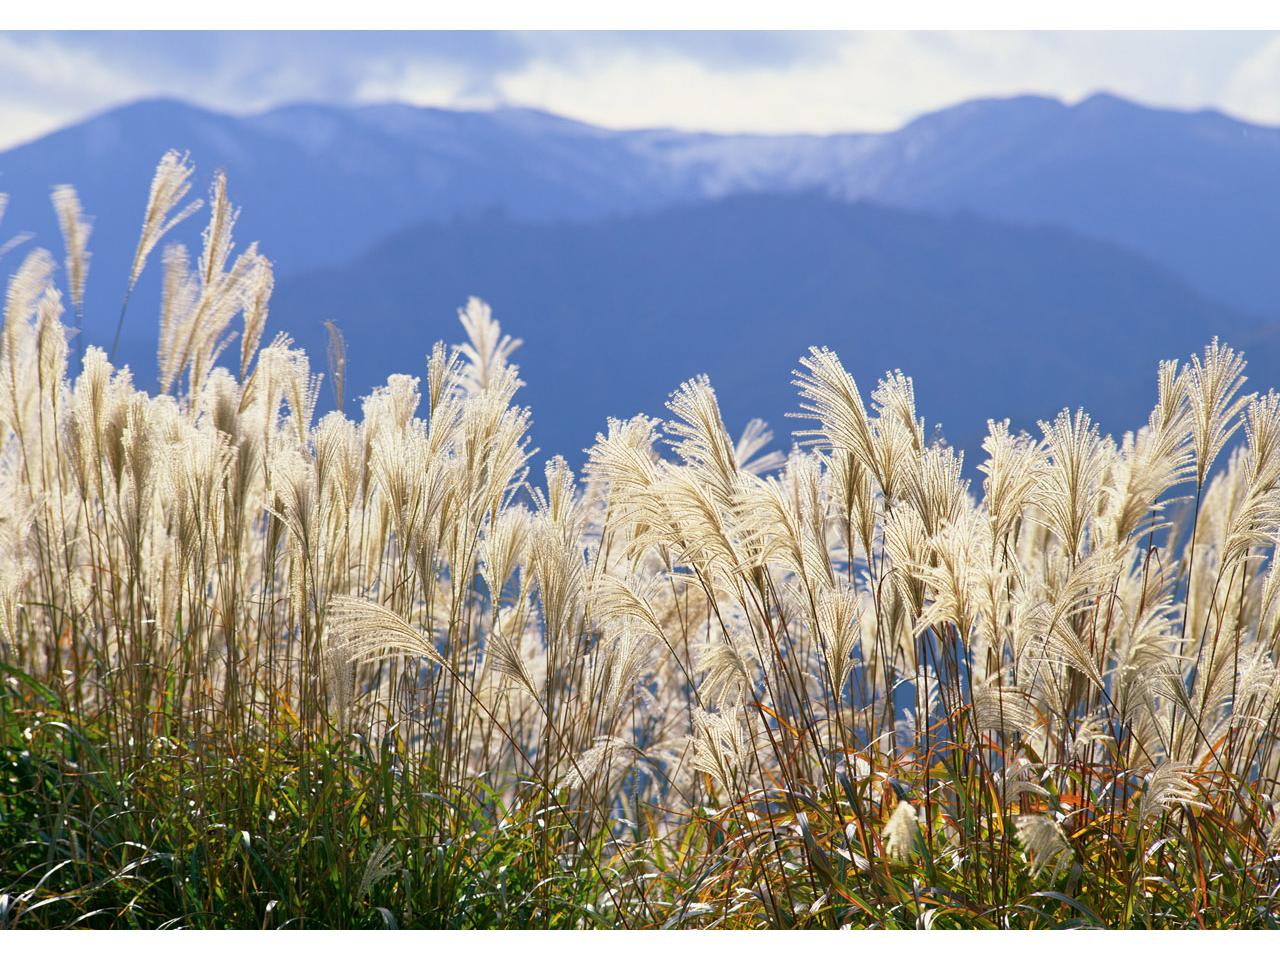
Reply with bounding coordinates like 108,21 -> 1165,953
1,93 -> 1277,466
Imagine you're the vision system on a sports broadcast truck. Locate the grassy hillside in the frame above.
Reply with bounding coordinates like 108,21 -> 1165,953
4,156 -> 1280,929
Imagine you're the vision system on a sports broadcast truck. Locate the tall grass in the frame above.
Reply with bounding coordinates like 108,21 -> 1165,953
3,155 -> 1280,929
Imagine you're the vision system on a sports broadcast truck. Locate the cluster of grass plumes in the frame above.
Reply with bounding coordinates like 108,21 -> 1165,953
4,157 -> 1280,930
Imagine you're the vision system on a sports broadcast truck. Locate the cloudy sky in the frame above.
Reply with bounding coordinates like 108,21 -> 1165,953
2,31 -> 1280,149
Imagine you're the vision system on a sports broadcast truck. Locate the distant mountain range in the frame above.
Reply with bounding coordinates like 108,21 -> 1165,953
273,194 -> 1259,464
1,93 -> 1278,464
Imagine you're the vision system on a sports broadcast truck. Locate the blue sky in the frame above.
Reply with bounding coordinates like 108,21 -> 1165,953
2,31 -> 1279,148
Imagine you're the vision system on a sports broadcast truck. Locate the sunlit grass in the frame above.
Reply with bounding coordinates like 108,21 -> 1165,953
3,154 -> 1280,929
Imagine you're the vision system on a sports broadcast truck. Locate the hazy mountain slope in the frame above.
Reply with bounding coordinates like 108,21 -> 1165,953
0,99 -> 696,357
866,94 -> 1280,316
3,91 -> 1280,359
630,94 -> 1280,315
271,194 -> 1267,467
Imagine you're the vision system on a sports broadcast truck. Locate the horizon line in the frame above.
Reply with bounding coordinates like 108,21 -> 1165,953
2,86 -> 1271,154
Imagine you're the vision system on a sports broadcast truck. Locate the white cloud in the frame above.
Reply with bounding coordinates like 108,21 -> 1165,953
1223,34 -> 1280,124
367,32 -> 1280,134
1,31 -> 1279,149
354,63 -> 497,111
0,33 -> 155,144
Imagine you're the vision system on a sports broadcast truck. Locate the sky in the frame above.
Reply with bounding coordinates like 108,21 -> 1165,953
2,31 -> 1280,149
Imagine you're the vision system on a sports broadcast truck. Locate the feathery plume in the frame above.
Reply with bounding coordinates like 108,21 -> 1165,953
50,185 -> 92,317
128,150 -> 203,293
1139,762 -> 1208,824
323,319 -> 347,411
1015,815 -> 1073,876
239,253 -> 273,380
325,595 -> 446,669
1187,338 -> 1251,488
883,800 -> 921,861
458,297 -> 520,394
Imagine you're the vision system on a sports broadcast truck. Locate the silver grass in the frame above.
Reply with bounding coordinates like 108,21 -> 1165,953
1229,645 -> 1279,729
971,682 -> 1040,736
599,630 -> 655,719
1099,363 -> 1192,546
326,595 -> 447,669
695,629 -> 758,709
458,297 -> 521,395
883,799 -> 920,861
1139,761 -> 1208,823
915,512 -> 986,638
1015,815 -> 1073,876
156,244 -> 199,392
322,644 -> 356,733
362,372 -> 421,438
128,150 -> 203,292
313,411 -> 361,514
980,419 -> 1045,548
1036,408 -> 1109,560
50,185 -> 92,317
529,488 -> 588,648
734,418 -> 785,476
4,248 -> 55,349
689,706 -> 750,791
871,369 -> 925,455
1187,338 -> 1253,489
481,505 -> 533,600
198,171 -> 238,287
34,289 -> 68,398
814,584 -> 861,691
240,254 -> 274,380
356,842 -> 399,903
1221,392 -> 1280,567
792,347 -> 881,490
559,736 -> 634,791
665,376 -> 741,510
11,151 -> 1280,926
483,606 -> 538,695
735,455 -> 831,588
1070,714 -> 1116,761
998,755 -> 1050,806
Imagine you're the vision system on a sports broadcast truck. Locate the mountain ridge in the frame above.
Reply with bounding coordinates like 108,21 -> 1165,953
271,193 -> 1265,467
4,91 -> 1279,316
2,91 -> 1278,459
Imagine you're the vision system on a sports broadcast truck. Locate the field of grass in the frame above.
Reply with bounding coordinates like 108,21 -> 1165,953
4,153 -> 1280,929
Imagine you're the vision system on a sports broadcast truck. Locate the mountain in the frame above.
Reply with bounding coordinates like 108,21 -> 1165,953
625,93 -> 1280,316
857,94 -> 1280,318
0,99 -> 704,360
271,194 -> 1266,467
2,91 -> 1280,361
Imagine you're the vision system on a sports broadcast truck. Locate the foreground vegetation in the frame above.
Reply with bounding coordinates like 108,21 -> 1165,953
4,155 -> 1280,929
